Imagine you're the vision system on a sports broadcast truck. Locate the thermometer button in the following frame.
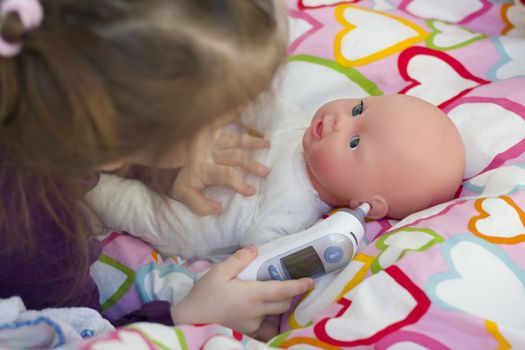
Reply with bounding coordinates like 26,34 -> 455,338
268,264 -> 283,281
324,246 -> 344,263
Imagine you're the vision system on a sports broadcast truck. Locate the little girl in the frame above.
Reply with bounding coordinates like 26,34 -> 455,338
0,0 -> 313,337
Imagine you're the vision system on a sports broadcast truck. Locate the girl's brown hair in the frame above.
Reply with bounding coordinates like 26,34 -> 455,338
0,0 -> 286,306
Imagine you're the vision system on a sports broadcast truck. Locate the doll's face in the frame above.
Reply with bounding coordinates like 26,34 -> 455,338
302,94 -> 465,219
302,97 -> 385,211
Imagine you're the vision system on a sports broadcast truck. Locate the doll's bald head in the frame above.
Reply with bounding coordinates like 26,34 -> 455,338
303,94 -> 465,219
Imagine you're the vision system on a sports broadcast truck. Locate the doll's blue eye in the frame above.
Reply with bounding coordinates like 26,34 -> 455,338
352,100 -> 364,117
349,135 -> 360,149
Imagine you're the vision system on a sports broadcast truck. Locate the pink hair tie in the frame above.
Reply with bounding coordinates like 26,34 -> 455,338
0,0 -> 43,57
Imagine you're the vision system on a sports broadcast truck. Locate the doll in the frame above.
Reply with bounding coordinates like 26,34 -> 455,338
87,94 -> 465,259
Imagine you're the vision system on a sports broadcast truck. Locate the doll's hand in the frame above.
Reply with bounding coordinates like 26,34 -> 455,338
170,245 -> 313,335
172,129 -> 271,215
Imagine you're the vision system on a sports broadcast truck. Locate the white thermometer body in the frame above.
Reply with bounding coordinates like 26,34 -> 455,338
238,204 -> 369,281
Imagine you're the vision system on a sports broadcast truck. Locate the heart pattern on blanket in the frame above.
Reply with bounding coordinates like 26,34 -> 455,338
468,196 -> 525,244
399,0 -> 492,24
83,329 -> 158,349
135,263 -> 194,305
501,3 -> 525,37
299,0 -> 359,9
463,165 -> 525,196
372,228 -> 445,273
313,266 -> 430,346
288,254 -> 373,329
371,0 -> 395,11
393,202 -> 461,233
488,320 -> 525,350
376,330 -> 450,350
485,320 -> 513,350
91,255 -> 135,312
398,47 -> 489,108
288,10 -> 323,54
425,20 -> 486,51
203,335 -> 261,350
280,55 -> 382,117
334,5 -> 427,66
426,235 -> 525,328
446,97 -> 525,178
488,37 -> 525,80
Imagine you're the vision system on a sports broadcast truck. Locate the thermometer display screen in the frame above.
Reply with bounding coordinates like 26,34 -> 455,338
281,246 -> 325,279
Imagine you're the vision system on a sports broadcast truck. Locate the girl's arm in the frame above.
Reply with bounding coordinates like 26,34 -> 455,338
170,245 -> 314,337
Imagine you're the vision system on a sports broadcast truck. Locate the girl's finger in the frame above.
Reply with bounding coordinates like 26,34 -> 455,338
202,164 -> 256,196
263,299 -> 293,315
213,149 -> 271,177
258,278 -> 314,302
173,188 -> 223,215
215,245 -> 259,278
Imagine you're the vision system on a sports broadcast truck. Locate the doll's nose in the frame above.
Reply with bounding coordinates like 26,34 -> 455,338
325,114 -> 341,133
333,113 -> 349,131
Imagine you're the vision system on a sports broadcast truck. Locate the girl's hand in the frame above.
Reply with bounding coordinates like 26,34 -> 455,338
252,315 -> 282,342
170,245 -> 314,335
172,129 -> 271,215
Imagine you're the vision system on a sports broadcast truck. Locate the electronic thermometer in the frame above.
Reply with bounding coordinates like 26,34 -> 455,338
238,203 -> 370,281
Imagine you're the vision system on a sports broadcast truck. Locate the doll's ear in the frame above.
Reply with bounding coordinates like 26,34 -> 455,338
367,196 -> 389,219
349,197 -> 388,219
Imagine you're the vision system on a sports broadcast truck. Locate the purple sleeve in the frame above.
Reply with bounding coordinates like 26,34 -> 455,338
112,300 -> 174,327
0,226 -> 102,312
0,224 -> 174,327
0,169 -> 174,326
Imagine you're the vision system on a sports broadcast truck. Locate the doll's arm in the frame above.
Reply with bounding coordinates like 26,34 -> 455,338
86,173 -> 204,256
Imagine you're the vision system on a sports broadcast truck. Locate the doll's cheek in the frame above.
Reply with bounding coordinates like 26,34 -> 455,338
309,151 -> 338,180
